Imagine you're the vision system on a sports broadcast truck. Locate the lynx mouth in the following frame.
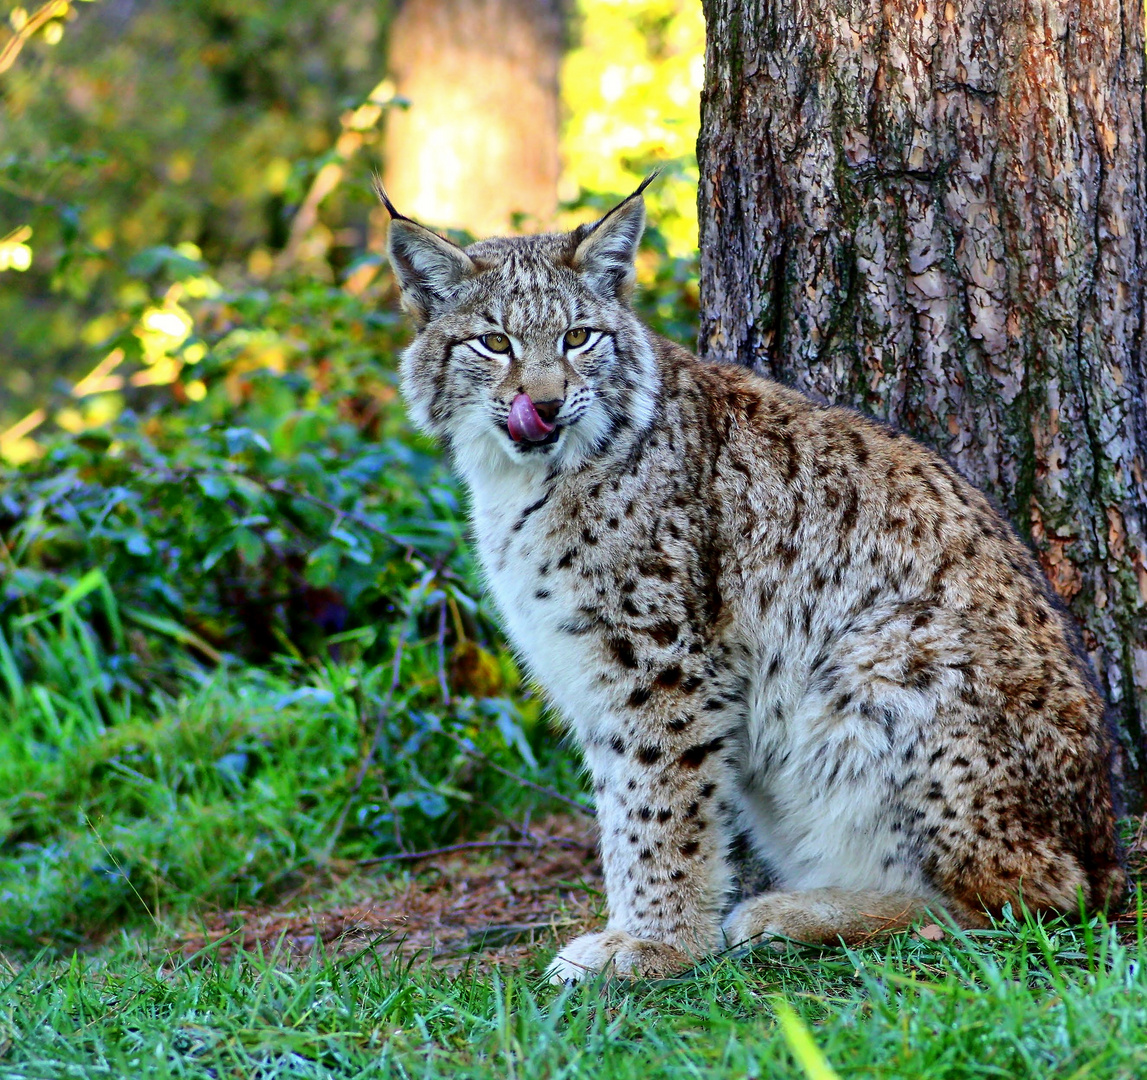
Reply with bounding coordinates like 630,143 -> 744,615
507,393 -> 557,444
501,422 -> 561,451
520,427 -> 561,449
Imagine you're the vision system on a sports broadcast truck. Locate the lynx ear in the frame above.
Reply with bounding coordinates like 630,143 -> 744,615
571,173 -> 656,300
379,184 -> 476,326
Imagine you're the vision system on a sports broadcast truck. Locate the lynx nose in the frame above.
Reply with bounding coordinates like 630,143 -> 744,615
531,399 -> 562,424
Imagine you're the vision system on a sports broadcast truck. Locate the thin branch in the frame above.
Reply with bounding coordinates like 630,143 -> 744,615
324,625 -> 411,856
356,835 -> 584,866
436,727 -> 595,818
133,465 -> 461,571
378,778 -> 405,855
0,0 -> 69,77
259,477 -> 417,551
436,595 -> 451,706
354,626 -> 407,790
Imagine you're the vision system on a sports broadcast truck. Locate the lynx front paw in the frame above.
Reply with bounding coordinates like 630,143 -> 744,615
546,930 -> 690,984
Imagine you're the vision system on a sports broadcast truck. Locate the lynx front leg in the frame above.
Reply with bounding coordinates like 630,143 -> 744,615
548,717 -> 741,983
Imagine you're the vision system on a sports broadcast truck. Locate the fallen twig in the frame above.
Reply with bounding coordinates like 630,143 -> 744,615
357,835 -> 585,866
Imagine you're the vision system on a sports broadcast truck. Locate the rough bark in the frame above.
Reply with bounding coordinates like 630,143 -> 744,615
697,0 -> 1147,795
383,0 -> 564,235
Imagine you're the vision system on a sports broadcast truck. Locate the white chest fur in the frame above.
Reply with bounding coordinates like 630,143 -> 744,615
465,466 -> 611,738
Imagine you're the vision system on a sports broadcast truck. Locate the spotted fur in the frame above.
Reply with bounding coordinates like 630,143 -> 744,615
385,183 -> 1125,982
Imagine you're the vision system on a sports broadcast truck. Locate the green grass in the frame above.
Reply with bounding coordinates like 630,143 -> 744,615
2,913 -> 1146,1078
0,649 -> 581,952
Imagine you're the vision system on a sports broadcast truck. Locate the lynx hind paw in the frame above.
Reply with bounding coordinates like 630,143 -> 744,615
546,930 -> 690,984
723,889 -> 934,949
722,897 -> 791,949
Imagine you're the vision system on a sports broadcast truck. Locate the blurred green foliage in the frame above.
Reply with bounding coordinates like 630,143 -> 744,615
562,0 -> 704,256
1,0 -> 393,423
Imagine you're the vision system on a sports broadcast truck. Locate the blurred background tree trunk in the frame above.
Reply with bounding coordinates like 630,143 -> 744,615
383,0 -> 565,234
696,0 -> 1147,796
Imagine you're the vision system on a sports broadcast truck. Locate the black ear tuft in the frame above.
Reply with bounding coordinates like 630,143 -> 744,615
381,188 -> 476,327
373,175 -> 409,222
571,173 -> 658,300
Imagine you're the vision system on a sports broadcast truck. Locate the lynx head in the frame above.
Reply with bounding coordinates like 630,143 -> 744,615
383,177 -> 660,480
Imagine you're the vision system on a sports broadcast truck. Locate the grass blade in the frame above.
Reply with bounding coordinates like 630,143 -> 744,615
772,996 -> 841,1080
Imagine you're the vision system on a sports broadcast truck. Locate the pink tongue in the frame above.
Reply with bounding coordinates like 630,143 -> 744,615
507,393 -> 556,443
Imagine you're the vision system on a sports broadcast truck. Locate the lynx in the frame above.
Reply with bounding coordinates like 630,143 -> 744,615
383,179 -> 1125,982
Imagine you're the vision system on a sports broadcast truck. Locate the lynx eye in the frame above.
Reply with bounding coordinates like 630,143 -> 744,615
564,327 -> 590,349
480,333 -> 511,354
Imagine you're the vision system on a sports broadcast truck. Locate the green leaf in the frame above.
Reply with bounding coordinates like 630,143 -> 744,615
122,606 -> 222,664
196,475 -> 230,500
305,542 -> 342,587
13,569 -> 108,629
233,528 -> 266,567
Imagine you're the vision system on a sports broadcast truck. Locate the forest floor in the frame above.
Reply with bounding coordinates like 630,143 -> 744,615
174,814 -> 603,973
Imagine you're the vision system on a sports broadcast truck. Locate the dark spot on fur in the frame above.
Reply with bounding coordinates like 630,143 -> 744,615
679,737 -> 725,769
647,620 -> 679,645
513,491 -> 552,531
656,665 -> 683,688
840,486 -> 860,532
637,745 -> 663,765
640,559 -> 675,581
609,637 -> 639,669
628,686 -> 652,708
846,429 -> 870,466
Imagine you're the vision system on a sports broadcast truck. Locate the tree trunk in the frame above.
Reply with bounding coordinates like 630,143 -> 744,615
697,0 -> 1147,795
383,0 -> 564,235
